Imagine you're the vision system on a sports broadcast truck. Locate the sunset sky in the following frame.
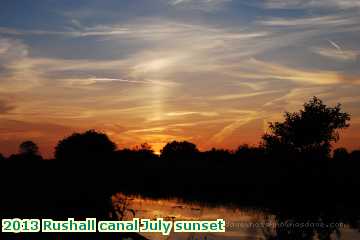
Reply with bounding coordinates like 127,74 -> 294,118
0,0 -> 359,157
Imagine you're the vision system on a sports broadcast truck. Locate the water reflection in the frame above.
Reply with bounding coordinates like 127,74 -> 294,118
112,193 -> 360,240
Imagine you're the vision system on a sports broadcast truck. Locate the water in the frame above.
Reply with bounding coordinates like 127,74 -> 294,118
112,193 -> 360,240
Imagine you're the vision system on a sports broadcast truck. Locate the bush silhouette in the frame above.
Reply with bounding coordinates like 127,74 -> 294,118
55,130 -> 116,162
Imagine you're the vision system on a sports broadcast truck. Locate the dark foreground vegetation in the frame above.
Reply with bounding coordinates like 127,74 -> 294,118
1,97 -> 359,239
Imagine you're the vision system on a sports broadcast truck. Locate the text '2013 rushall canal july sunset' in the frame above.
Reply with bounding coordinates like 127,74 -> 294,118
2,218 -> 226,235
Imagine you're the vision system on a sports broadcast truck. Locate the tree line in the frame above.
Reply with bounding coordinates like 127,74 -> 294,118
1,97 -> 359,163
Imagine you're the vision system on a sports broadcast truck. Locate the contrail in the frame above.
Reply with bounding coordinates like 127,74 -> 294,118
327,39 -> 342,52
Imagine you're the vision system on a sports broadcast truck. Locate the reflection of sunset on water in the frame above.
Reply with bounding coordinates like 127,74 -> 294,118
112,193 -> 360,240
112,193 -> 273,239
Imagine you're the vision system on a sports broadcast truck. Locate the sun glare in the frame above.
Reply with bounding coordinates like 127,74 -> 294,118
134,58 -> 172,73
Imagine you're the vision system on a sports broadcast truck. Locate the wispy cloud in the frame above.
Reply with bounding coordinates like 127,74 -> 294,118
210,111 -> 260,143
309,40 -> 358,61
263,86 -> 332,110
313,47 -> 358,61
0,37 -> 28,63
0,37 -> 41,92
220,59 -> 344,85
0,119 -> 76,157
61,77 -> 175,87
0,99 -> 15,114
125,127 -> 166,134
258,15 -> 357,27
264,0 -> 360,9
169,0 -> 232,11
0,20 -> 268,44
165,111 -> 218,117
214,90 -> 282,101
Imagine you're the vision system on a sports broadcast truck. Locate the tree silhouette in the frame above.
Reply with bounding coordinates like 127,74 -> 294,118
55,130 -> 116,162
333,147 -> 349,161
350,150 -> 360,161
8,141 -> 43,161
0,153 -> 5,161
116,143 -> 159,162
202,148 -> 232,162
19,141 -> 39,155
160,140 -> 199,162
133,143 -> 156,158
235,144 -> 265,161
262,97 -> 350,160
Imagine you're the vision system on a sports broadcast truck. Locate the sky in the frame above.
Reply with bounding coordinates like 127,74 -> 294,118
0,0 -> 359,157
